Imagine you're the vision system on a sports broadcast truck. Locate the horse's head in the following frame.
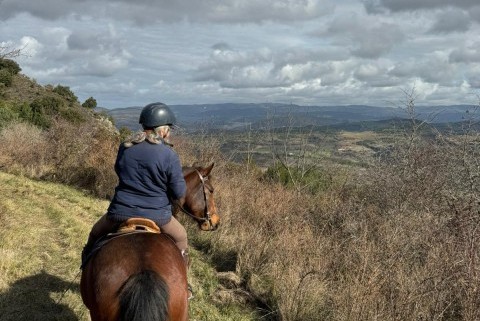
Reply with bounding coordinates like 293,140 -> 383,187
180,163 -> 220,231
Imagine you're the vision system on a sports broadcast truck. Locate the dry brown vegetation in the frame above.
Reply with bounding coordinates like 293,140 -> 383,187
188,118 -> 480,321
0,119 -> 119,199
1,93 -> 479,320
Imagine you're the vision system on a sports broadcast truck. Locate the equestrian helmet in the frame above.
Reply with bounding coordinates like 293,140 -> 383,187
139,102 -> 177,128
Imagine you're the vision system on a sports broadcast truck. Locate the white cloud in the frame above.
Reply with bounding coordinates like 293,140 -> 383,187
18,36 -> 42,58
1,0 -> 479,107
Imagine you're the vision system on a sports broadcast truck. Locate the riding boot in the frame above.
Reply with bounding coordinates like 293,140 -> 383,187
181,249 -> 194,300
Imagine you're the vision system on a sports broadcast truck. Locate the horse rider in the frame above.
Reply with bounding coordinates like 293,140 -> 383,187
81,102 -> 190,274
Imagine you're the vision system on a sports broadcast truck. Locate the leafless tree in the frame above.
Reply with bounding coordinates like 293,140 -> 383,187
0,43 -> 23,59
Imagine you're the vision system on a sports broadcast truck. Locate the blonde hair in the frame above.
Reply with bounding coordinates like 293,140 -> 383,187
123,125 -> 169,148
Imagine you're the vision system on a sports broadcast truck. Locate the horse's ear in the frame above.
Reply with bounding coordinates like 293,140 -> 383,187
199,162 -> 214,177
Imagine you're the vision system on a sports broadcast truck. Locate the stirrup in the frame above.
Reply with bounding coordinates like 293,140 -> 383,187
188,284 -> 194,300
181,249 -> 190,268
182,250 -> 193,299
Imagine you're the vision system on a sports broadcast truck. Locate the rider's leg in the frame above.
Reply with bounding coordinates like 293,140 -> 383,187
160,216 -> 193,299
82,214 -> 118,265
160,216 -> 188,261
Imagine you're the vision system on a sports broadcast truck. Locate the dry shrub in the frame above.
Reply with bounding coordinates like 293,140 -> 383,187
0,118 -> 119,198
174,132 -> 225,168
0,122 -> 49,176
42,118 -> 119,198
185,154 -> 335,320
182,119 -> 479,321
328,128 -> 480,320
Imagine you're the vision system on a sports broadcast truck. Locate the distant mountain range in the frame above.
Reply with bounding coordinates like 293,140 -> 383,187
98,103 -> 478,132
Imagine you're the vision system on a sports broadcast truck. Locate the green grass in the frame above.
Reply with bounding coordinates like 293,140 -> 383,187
0,171 -> 260,320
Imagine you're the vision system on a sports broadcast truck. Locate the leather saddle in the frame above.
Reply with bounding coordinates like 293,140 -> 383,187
116,217 -> 161,234
81,218 -> 161,269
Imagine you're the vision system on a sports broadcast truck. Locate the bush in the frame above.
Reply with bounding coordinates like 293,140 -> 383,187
52,85 -> 78,104
28,96 -> 64,128
60,108 -> 86,124
16,102 -> 33,123
82,97 -> 97,109
43,120 -> 119,198
0,58 -> 21,75
0,101 -> 19,127
118,126 -> 133,141
0,69 -> 13,86
263,163 -> 332,194
31,96 -> 63,114
0,118 -> 119,198
0,122 -> 49,176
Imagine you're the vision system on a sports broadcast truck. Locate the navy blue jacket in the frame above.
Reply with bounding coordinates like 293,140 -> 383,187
107,140 -> 186,226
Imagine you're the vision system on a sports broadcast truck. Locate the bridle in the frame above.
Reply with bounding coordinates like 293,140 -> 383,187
175,169 -> 215,229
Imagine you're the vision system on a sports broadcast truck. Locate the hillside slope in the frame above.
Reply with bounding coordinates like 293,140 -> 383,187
0,171 -> 258,321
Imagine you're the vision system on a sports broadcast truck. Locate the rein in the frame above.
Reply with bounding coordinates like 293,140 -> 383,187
55,270 -> 81,305
175,169 -> 214,228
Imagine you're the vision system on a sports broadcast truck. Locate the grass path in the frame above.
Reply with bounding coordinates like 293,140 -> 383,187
0,171 -> 259,321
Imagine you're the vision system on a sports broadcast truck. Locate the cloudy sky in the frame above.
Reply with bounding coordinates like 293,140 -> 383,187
1,0 -> 480,109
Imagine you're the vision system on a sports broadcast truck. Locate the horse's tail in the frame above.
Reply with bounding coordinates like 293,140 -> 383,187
119,270 -> 169,321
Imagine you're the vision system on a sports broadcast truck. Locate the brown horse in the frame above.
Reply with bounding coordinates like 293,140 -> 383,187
80,163 -> 220,321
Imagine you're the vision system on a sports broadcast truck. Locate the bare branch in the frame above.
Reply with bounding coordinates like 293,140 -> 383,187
0,43 -> 24,59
